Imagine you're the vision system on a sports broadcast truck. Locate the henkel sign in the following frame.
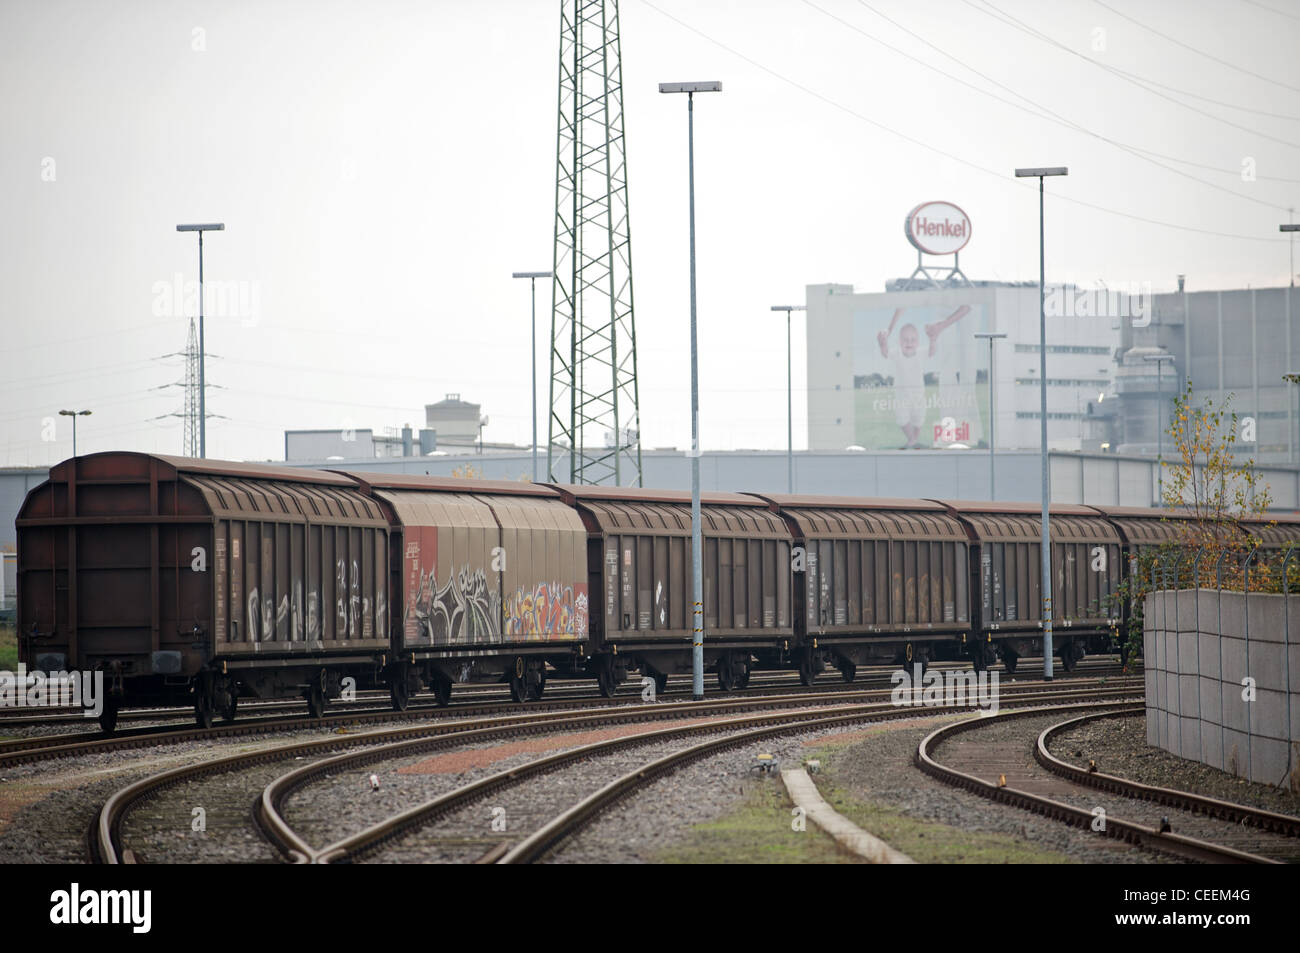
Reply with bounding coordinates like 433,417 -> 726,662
904,201 -> 971,256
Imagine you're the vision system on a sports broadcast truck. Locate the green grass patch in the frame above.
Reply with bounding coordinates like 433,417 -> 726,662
805,735 -> 1075,864
655,775 -> 862,864
0,624 -> 16,671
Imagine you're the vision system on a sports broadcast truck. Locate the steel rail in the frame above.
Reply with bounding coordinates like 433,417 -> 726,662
916,703 -> 1278,865
496,690 -> 1140,864
1035,708 -> 1300,837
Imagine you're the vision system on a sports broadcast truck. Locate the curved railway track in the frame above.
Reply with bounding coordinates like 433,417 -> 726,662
93,680 -> 1141,863
258,683 -> 1143,865
917,704 -> 1300,864
1035,709 -> 1300,838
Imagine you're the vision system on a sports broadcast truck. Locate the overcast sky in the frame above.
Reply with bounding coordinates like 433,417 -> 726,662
2,0 -> 1296,468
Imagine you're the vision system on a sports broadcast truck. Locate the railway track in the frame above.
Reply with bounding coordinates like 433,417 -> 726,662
1,663 -> 1133,769
93,679 -> 1140,863
0,657 -> 1128,730
257,682 -> 1143,865
917,704 -> 1300,864
1036,709 -> 1300,838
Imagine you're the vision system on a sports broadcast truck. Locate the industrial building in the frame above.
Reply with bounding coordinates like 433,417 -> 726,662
1108,283 -> 1298,466
806,280 -> 1122,454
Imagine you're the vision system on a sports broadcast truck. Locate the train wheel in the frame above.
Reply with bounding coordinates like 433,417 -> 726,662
432,673 -> 453,707
98,697 -> 120,735
307,669 -> 328,719
970,643 -> 987,674
509,675 -> 528,703
654,671 -> 669,697
509,657 -> 529,703
387,665 -> 408,712
798,653 -> 816,687
195,686 -> 214,730
596,660 -> 618,698
1060,644 -> 1079,674
534,669 -> 547,699
717,654 -> 736,692
1002,651 -> 1019,675
220,692 -> 239,725
838,661 -> 856,684
736,666 -> 751,689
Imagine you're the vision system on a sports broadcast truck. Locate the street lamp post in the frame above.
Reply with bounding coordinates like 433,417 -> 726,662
1283,219 -> 1298,288
1286,370 -> 1299,467
771,305 -> 805,493
974,331 -> 1007,500
1144,354 -> 1175,505
661,80 -> 721,701
1014,165 -> 1067,681
513,270 -> 553,482
59,409 -> 91,457
176,223 -> 225,458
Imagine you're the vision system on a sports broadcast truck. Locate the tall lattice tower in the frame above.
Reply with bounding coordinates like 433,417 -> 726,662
547,0 -> 643,486
181,317 -> 201,457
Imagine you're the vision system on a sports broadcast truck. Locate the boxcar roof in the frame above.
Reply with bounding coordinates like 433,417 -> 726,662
1085,504 -> 1198,520
549,484 -> 765,506
48,451 -> 358,487
333,470 -> 560,497
752,493 -> 947,512
929,499 -> 1102,517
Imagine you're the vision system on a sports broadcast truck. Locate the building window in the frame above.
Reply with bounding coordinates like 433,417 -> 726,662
1015,344 -> 1111,355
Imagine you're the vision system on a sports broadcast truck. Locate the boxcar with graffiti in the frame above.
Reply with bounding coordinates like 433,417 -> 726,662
337,472 -> 589,706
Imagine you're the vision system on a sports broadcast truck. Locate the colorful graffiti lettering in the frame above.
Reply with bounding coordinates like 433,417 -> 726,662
503,582 -> 589,641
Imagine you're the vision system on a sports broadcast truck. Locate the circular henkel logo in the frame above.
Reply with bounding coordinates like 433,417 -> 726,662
904,201 -> 972,256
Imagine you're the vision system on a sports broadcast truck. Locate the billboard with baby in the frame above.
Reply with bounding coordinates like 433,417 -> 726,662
851,301 -> 990,450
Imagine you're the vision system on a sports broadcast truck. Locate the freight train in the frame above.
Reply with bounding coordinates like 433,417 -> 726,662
15,452 -> 1299,731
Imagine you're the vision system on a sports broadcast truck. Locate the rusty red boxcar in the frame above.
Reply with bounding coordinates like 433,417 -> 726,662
553,485 -> 795,695
755,494 -> 972,682
17,453 -> 391,730
935,500 -> 1121,673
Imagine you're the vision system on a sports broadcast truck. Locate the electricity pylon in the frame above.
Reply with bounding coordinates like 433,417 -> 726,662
548,0 -> 643,486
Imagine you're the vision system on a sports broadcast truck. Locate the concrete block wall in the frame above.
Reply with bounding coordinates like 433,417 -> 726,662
1143,589 -> 1300,788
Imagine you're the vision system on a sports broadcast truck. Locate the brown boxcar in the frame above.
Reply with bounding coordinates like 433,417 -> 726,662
753,495 -> 971,683
336,472 -> 589,705
17,453 -> 391,730
933,500 -> 1121,672
1240,511 -> 1300,551
551,485 -> 794,695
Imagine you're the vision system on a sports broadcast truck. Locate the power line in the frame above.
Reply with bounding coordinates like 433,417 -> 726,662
807,0 -> 1296,210
1092,0 -> 1300,94
1238,0 -> 1300,22
968,0 -> 1300,151
635,0 -> 1289,244
846,0 -> 1300,183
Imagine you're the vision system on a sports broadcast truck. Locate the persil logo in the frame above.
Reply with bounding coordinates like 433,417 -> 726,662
904,201 -> 972,256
